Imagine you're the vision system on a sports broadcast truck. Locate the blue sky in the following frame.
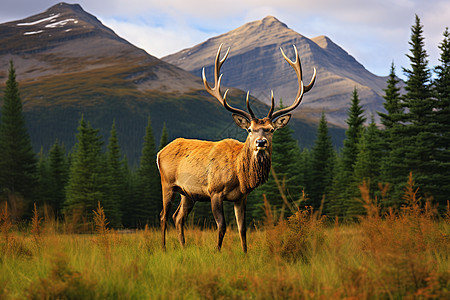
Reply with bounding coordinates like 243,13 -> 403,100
1,0 -> 449,79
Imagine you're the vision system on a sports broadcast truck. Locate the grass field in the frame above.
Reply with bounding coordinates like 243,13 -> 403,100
0,186 -> 449,299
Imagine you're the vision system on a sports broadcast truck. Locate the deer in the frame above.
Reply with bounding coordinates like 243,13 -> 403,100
157,44 -> 316,252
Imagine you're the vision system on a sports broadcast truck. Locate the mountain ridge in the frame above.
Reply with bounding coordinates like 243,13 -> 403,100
0,3 -> 341,163
163,16 -> 389,127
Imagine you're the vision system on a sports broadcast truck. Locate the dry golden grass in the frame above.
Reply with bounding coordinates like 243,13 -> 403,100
0,178 -> 448,299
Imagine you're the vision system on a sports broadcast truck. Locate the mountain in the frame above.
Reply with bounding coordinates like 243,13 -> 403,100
163,16 -> 389,127
0,2 -> 202,93
0,3 -> 335,163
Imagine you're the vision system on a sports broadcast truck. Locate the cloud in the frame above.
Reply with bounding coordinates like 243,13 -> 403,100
100,17 -> 214,57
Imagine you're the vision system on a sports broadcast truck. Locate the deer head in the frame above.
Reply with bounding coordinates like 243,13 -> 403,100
202,44 -> 316,156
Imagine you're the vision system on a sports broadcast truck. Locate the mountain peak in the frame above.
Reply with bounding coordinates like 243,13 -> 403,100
0,2 -> 125,55
19,1 -> 104,30
163,16 -> 388,128
260,16 -> 288,28
311,35 -> 334,49
242,15 -> 289,33
49,2 -> 83,11
44,2 -> 87,17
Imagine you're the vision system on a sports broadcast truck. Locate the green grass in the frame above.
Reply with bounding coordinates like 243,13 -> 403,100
0,195 -> 449,299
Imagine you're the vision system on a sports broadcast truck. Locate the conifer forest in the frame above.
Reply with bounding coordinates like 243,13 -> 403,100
2,16 -> 449,227
0,14 -> 449,300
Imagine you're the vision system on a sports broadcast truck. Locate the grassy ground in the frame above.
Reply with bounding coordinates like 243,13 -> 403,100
0,191 -> 449,299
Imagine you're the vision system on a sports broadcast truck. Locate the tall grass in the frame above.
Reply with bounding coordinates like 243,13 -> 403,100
0,180 -> 449,299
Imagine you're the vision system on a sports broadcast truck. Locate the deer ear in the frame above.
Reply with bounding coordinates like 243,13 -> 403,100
232,114 -> 250,130
274,114 -> 291,130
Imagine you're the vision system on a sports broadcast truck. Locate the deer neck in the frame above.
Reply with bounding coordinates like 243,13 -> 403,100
237,139 -> 272,193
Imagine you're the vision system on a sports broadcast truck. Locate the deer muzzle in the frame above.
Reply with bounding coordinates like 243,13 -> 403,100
256,138 -> 268,150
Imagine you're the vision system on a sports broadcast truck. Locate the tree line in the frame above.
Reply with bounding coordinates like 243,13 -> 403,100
250,16 -> 450,221
0,15 -> 448,227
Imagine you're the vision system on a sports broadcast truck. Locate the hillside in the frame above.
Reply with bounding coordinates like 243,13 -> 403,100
163,16 -> 389,127
0,3 -> 335,163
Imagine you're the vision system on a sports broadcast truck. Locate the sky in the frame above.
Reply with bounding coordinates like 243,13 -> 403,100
1,0 -> 449,79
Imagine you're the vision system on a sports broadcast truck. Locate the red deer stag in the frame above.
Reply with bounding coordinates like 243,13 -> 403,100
157,44 -> 316,252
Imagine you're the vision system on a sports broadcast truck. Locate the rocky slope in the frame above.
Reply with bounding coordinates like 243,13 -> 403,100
163,16 -> 389,127
0,4 -> 331,163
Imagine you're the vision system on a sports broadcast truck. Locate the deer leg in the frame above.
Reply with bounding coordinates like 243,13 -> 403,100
160,186 -> 174,251
173,195 -> 194,248
234,197 -> 247,253
211,194 -> 226,251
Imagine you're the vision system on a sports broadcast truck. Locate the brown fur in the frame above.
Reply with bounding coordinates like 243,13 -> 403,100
157,136 -> 271,201
157,44 -> 315,252
237,140 -> 271,193
157,117 -> 287,252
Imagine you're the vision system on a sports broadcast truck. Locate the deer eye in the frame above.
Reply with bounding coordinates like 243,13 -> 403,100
247,128 -> 252,133
270,128 -> 275,133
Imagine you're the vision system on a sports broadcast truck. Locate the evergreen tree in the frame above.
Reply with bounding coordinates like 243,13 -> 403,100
133,117 -> 160,227
309,112 -> 335,212
64,116 -> 105,219
328,155 -> 346,217
269,120 -> 302,210
378,63 -> 406,197
349,117 -> 383,216
338,88 -> 366,217
379,63 -> 403,131
159,123 -> 169,151
432,27 -> 450,210
105,120 -> 126,227
354,117 -> 383,188
401,14 -> 435,201
0,61 -> 37,219
47,140 -> 68,218
341,88 -> 366,176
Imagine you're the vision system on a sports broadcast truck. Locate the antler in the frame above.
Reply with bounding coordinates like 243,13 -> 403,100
268,45 -> 316,120
202,44 -> 254,120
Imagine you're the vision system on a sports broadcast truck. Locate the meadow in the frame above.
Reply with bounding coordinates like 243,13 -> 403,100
0,183 -> 449,299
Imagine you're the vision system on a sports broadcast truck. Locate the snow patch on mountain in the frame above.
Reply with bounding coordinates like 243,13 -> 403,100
24,30 -> 44,35
17,14 -> 60,26
45,19 -> 78,28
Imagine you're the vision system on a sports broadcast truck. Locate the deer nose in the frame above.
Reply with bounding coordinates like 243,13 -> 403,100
256,139 -> 268,148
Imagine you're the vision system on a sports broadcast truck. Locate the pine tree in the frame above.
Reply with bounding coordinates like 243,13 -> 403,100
338,88 -> 366,217
379,63 -> 403,131
105,120 -> 126,227
328,155 -> 346,217
47,140 -> 68,218
354,117 -> 383,188
432,27 -> 450,210
401,14 -> 435,201
133,117 -> 160,227
0,61 -> 37,219
378,63 -> 406,197
342,88 -> 366,176
159,123 -> 169,151
349,117 -> 383,216
64,116 -> 105,220
309,112 -> 335,212
269,120 -> 302,211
